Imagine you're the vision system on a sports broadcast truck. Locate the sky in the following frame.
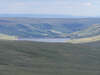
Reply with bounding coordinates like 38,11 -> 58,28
0,0 -> 100,16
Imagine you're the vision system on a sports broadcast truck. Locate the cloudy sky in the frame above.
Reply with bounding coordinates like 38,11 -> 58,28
0,0 -> 100,16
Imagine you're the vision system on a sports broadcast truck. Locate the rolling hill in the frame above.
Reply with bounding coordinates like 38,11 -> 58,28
0,40 -> 100,75
70,23 -> 100,38
0,18 -> 100,38
67,23 -> 100,43
0,17 -> 100,44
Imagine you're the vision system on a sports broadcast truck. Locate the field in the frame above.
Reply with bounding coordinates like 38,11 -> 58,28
0,40 -> 100,75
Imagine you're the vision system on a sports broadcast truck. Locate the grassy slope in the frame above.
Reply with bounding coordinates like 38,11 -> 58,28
67,35 -> 100,44
0,40 -> 100,75
0,34 -> 17,40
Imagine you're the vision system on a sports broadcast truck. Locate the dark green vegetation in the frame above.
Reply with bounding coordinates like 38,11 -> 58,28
0,40 -> 100,75
0,18 -> 100,38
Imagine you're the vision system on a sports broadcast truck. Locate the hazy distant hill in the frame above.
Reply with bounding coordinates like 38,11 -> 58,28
0,40 -> 100,75
0,18 -> 100,38
0,14 -> 85,18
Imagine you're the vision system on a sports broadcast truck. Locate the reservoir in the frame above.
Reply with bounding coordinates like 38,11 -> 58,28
19,38 -> 70,43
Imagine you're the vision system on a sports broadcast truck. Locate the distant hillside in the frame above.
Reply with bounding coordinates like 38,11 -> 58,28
70,24 -> 100,38
0,40 -> 100,75
0,14 -> 85,18
67,23 -> 100,44
0,18 -> 100,38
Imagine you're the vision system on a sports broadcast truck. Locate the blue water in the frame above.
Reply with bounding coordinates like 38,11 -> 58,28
18,38 -> 70,43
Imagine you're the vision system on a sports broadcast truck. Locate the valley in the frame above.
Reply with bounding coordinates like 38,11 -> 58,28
0,18 -> 99,39
1,0 -> 100,75
0,18 -> 100,75
0,18 -> 100,43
